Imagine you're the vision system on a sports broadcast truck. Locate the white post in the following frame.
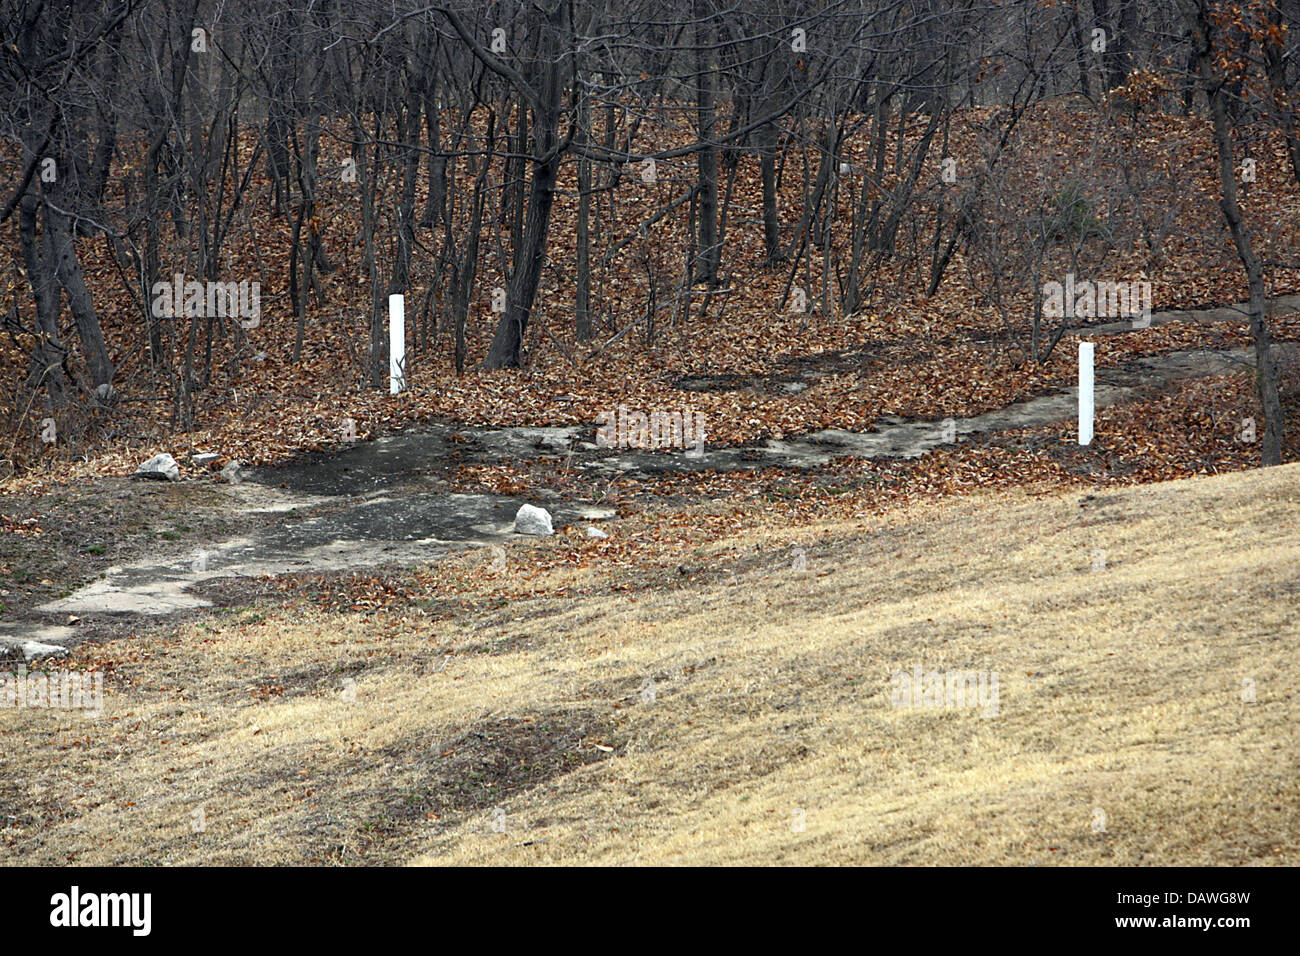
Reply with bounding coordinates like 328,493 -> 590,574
389,293 -> 405,395
1078,341 -> 1094,446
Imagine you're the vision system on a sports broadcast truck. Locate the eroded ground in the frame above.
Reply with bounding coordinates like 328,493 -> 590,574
1,463 -> 1296,865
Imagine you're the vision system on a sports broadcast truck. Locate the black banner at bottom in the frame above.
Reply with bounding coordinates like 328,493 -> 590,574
0,865 -> 1279,944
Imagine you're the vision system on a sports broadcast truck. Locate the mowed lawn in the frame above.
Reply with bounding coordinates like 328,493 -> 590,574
2,464 -> 1297,865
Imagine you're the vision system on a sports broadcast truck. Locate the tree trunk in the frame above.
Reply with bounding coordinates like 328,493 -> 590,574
693,2 -> 721,286
1092,0 -> 1127,92
19,192 -> 69,406
1262,7 -> 1300,189
1191,0 -> 1284,465
420,42 -> 447,229
481,3 -> 567,369
576,87 -> 593,341
44,187 -> 114,388
759,114 -> 782,262
1070,7 -> 1092,100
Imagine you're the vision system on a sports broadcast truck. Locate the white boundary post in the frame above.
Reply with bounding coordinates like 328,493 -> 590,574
1078,341 -> 1094,446
389,293 -> 405,395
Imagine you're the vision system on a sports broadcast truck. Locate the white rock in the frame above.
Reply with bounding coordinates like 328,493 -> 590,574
513,504 -> 553,535
586,526 -> 608,539
20,640 -> 69,661
134,453 -> 179,481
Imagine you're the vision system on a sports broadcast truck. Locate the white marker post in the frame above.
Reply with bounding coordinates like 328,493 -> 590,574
1078,341 -> 1094,446
389,293 -> 405,395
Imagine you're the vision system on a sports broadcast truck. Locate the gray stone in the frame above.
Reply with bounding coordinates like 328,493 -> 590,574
514,504 -> 554,535
191,452 -> 220,467
586,526 -> 609,539
134,453 -> 179,481
0,627 -> 74,662
20,640 -> 69,661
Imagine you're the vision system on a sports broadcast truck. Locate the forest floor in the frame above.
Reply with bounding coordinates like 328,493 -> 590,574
5,102 -> 1300,491
1,461 -> 1295,865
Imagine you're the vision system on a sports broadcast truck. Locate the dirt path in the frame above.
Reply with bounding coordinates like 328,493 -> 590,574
2,306 -> 1293,658
1064,292 -> 1300,335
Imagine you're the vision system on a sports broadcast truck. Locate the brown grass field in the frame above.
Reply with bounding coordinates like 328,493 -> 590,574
2,463 -> 1297,865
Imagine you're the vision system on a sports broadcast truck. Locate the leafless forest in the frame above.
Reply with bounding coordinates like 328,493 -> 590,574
3,0 -> 1298,477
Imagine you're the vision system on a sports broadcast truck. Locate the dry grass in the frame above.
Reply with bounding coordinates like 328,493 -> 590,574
2,464 -> 1298,865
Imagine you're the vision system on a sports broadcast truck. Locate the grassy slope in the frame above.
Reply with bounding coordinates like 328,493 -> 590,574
2,463 -> 1297,865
